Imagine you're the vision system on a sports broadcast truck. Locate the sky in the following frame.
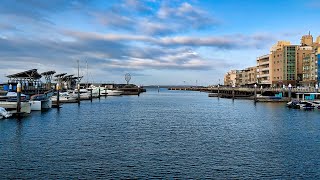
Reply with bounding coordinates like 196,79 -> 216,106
0,0 -> 320,86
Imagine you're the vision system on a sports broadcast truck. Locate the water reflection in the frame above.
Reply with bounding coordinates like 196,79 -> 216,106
1,90 -> 320,179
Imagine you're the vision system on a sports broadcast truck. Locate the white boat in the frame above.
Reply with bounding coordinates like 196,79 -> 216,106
99,87 -> 123,96
0,101 -> 31,114
29,94 -> 52,111
0,92 -> 31,114
0,107 -> 12,118
87,85 -> 100,98
72,88 -> 91,100
51,92 -> 77,102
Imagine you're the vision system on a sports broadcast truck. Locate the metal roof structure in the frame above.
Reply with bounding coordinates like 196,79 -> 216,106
41,70 -> 56,76
54,73 -> 67,77
6,69 -> 42,79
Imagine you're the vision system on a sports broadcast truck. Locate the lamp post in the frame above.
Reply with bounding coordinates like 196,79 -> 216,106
254,84 -> 257,102
288,83 -> 292,101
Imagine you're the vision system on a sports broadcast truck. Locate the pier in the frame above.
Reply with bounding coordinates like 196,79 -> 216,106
168,86 -> 320,102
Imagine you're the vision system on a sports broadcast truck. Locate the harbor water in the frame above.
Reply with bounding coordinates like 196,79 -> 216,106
1,88 -> 320,179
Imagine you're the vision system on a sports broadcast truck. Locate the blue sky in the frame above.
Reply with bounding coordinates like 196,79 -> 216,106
0,0 -> 319,85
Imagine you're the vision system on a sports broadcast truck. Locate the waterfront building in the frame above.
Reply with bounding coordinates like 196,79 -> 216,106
302,53 -> 317,87
256,54 -> 271,87
270,41 -> 291,86
224,70 -> 238,87
300,33 -> 313,46
239,66 -> 257,87
318,54 -> 320,85
223,34 -> 320,87
297,45 -> 313,83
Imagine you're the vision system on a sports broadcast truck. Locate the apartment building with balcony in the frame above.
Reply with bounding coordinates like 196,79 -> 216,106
223,34 -> 320,87
256,54 -> 271,87
270,41 -> 291,86
297,46 -> 313,82
224,70 -> 238,87
302,53 -> 317,86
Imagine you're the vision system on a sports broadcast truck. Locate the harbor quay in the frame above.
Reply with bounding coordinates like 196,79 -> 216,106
0,69 -> 146,119
168,86 -> 320,102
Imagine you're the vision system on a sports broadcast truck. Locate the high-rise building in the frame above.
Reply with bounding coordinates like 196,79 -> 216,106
256,54 -> 271,86
270,35 -> 313,87
317,54 -> 320,85
297,46 -> 313,82
270,41 -> 291,86
301,33 -> 313,46
223,34 -> 320,87
302,53 -> 317,87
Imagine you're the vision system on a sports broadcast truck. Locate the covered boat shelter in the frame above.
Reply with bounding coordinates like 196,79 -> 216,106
5,69 -> 52,94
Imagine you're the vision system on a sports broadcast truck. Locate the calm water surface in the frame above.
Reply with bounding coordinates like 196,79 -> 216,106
1,88 -> 320,179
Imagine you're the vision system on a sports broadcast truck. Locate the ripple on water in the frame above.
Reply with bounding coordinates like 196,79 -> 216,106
1,89 -> 320,179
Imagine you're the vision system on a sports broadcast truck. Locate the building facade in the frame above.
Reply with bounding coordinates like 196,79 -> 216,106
224,70 -> 238,87
270,41 -> 291,86
256,54 -> 271,86
223,34 -> 320,87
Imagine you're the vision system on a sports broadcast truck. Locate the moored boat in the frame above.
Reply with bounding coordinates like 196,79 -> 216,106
29,93 -> 52,111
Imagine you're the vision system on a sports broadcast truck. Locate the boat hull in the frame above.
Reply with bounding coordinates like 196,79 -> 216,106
30,100 -> 52,111
0,101 -> 31,114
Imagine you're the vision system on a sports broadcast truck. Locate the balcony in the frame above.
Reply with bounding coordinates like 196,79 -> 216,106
260,80 -> 271,84
260,67 -> 269,72
259,74 -> 269,78
258,61 -> 269,66
257,54 -> 269,60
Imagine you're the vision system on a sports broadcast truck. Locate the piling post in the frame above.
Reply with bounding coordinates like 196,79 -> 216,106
56,83 -> 60,108
217,84 -> 220,98
98,85 -> 101,99
77,84 -> 80,105
17,82 -> 21,113
158,85 -> 160,93
90,89 -> 93,102
254,84 -> 257,102
288,84 -> 292,101
104,85 -> 107,98
232,86 -> 235,99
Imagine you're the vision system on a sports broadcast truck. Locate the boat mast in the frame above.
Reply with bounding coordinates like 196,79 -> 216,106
86,61 -> 88,88
77,60 -> 80,84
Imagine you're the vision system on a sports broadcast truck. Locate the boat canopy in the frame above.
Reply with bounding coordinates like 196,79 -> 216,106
6,69 -> 42,79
